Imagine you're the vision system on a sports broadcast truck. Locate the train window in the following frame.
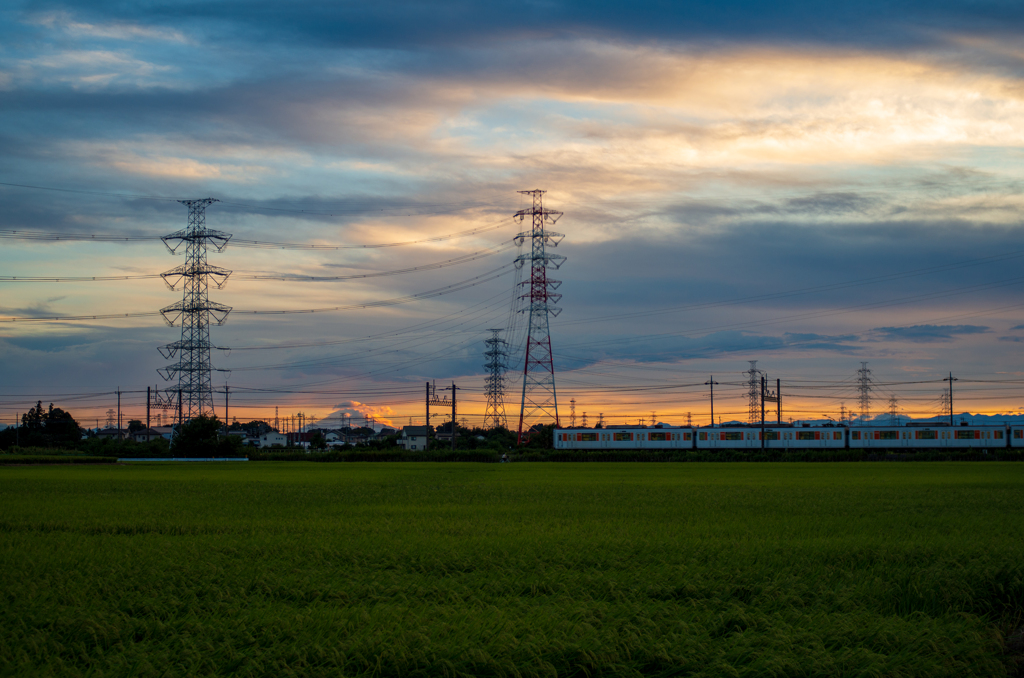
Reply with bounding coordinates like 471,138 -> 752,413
721,432 -> 743,441
954,430 -> 976,440
915,430 -> 938,440
613,432 -> 632,441
577,433 -> 598,441
876,431 -> 898,440
833,432 -> 842,440
684,433 -> 692,440
649,432 -> 669,441
699,432 -> 707,440
1015,430 -> 1024,439
796,431 -> 816,441
760,431 -> 780,440
851,431 -> 861,440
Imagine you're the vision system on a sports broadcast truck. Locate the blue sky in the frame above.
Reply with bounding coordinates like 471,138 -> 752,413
3,0 -> 1024,429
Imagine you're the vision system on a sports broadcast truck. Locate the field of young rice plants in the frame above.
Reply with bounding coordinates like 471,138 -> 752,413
1,462 -> 1022,677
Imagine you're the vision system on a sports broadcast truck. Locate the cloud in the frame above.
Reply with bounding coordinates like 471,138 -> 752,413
28,12 -> 189,43
869,325 -> 991,342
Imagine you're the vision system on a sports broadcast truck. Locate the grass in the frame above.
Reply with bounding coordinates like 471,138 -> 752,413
0,463 -> 1022,677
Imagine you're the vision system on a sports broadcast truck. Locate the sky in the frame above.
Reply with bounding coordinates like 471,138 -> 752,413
3,0 -> 1024,431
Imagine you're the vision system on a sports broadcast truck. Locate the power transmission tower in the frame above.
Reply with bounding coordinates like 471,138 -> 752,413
483,329 -> 509,429
839,403 -> 847,426
158,199 -> 232,422
857,362 -> 872,424
686,412 -> 692,427
650,412 -> 656,427
888,396 -> 900,426
939,390 -> 951,422
746,361 -> 762,424
513,190 -> 566,444
597,413 -> 604,428
581,412 -> 588,428
569,399 -> 576,427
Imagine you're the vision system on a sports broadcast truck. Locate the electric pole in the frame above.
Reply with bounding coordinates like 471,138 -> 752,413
944,372 -> 958,426
705,376 -> 719,427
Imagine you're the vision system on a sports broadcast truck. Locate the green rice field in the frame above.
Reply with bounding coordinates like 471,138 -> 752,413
1,462 -> 1022,677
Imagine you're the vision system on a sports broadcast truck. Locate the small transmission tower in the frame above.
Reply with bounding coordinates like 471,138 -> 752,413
569,398 -> 576,427
746,361 -> 762,424
857,362 -> 872,424
482,329 -> 509,429
158,198 -> 232,421
513,190 -> 566,444
888,396 -> 900,426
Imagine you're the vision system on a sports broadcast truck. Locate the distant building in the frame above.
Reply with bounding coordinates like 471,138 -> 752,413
132,428 -> 163,443
259,432 -> 287,448
398,426 -> 430,451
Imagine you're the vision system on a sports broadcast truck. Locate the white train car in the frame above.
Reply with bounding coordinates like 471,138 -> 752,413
852,425 -> 1007,448
696,427 -> 846,449
553,427 -> 693,450
1010,427 -> 1024,448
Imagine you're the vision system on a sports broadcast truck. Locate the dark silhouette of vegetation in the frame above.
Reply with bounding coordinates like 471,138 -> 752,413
171,415 -> 243,457
0,401 -> 81,450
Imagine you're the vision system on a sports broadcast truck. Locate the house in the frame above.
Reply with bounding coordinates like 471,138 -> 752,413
132,427 -> 163,443
398,426 -> 430,451
94,428 -> 126,440
152,426 -> 175,440
259,432 -> 287,448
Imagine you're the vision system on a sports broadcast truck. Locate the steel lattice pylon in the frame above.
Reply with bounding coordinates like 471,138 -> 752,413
483,328 -> 509,429
513,190 -> 565,444
157,199 -> 232,421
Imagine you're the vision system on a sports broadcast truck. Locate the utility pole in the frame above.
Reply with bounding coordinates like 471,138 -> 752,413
425,381 -> 431,447
146,386 -> 151,431
513,190 -> 566,444
451,382 -> 458,451
944,372 -> 958,426
224,385 -> 229,436
117,387 -> 121,438
158,198 -> 232,423
705,376 -> 719,427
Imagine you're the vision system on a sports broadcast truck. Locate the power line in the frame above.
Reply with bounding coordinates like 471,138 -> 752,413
0,264 -> 516,322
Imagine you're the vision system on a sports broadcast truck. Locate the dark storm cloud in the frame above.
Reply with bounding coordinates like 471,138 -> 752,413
28,0 -> 1024,51
870,324 -> 991,342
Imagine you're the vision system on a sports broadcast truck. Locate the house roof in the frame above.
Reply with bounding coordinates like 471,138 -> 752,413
402,426 -> 430,436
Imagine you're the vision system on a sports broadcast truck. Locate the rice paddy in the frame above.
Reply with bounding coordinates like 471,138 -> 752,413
1,462 -> 1022,677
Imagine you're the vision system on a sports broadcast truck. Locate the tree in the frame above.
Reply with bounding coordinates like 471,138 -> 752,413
127,419 -> 145,433
171,415 -> 242,457
309,431 -> 327,450
0,402 -> 81,449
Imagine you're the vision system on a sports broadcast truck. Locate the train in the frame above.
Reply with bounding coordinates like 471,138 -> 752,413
554,423 -> 1024,450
